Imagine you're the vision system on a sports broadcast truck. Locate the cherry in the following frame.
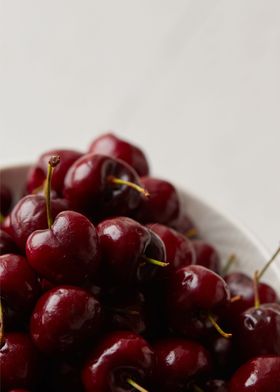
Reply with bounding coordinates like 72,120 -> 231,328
64,153 -> 146,220
147,223 -> 195,273
8,195 -> 67,251
167,265 -> 231,339
206,335 -> 233,378
169,213 -> 198,238
0,230 -> 19,255
0,332 -> 39,391
26,210 -> 100,285
82,331 -> 153,392
0,254 -> 40,319
152,338 -> 212,391
97,217 -> 167,285
88,132 -> 149,176
235,303 -> 280,360
30,285 -> 101,355
168,265 -> 230,314
192,240 -> 220,273
135,177 -> 181,225
0,184 -> 12,218
228,356 -> 280,392
26,149 -> 82,196
224,272 -> 278,325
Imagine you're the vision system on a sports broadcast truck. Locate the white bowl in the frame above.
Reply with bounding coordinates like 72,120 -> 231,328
1,164 -> 280,292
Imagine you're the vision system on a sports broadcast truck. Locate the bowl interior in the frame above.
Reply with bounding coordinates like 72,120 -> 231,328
1,164 -> 280,291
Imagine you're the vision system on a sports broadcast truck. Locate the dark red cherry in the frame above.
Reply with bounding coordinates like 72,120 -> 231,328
224,272 -> 278,324
0,332 -> 39,391
88,132 -> 149,176
8,195 -> 68,251
0,184 -> 12,216
26,210 -> 100,285
169,213 -> 198,237
0,254 -> 40,318
228,356 -> 280,392
192,240 -> 220,273
97,217 -> 166,285
82,331 -> 153,392
168,265 -> 230,313
207,335 -> 233,378
235,303 -> 280,360
0,230 -> 19,255
26,149 -> 82,196
64,154 -> 144,219
147,223 -> 195,272
135,177 -> 181,225
104,288 -> 148,335
30,286 -> 101,355
153,339 -> 212,391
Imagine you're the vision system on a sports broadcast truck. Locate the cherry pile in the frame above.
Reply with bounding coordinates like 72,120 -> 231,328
0,132 -> 280,392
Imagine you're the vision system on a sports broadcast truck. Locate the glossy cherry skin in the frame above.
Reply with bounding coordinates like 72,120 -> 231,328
153,339 -> 212,391
224,272 -> 278,325
26,149 -> 82,196
168,265 -> 230,314
169,213 -> 198,237
228,356 -> 280,392
82,331 -> 154,392
135,177 -> 181,225
192,240 -> 220,273
0,333 -> 39,391
30,286 -> 101,355
26,210 -> 100,285
64,154 -> 142,219
0,230 -> 19,255
147,223 -> 195,273
0,184 -> 12,216
8,195 -> 68,251
88,132 -> 149,176
235,303 -> 280,360
0,254 -> 40,318
97,217 -> 166,285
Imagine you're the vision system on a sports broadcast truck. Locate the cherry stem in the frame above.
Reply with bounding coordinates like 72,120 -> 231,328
0,212 -> 4,224
44,156 -> 60,229
208,313 -> 232,339
257,246 -> 280,281
108,176 -> 149,197
127,378 -> 148,392
185,227 -> 198,239
254,270 -> 260,309
193,385 -> 204,392
144,256 -> 169,268
0,301 -> 4,347
230,295 -> 241,303
222,253 -> 237,275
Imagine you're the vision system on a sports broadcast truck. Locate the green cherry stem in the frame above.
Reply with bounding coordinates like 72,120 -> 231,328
108,176 -> 150,197
127,378 -> 148,392
208,312 -> 232,339
257,246 -> 280,281
222,253 -> 237,276
44,155 -> 60,229
253,245 -> 280,309
0,212 -> 5,224
144,256 -> 169,268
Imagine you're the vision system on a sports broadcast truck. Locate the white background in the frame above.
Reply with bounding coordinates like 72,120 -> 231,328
1,0 -> 280,251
